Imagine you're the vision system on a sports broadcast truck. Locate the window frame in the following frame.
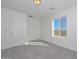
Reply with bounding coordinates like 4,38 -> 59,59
52,16 -> 67,38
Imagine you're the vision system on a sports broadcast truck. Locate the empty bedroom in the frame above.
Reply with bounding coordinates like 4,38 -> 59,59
1,0 -> 77,59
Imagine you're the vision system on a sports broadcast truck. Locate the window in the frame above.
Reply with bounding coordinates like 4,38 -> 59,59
52,16 -> 67,37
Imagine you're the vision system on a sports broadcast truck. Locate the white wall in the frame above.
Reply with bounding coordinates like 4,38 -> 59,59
27,17 -> 40,41
40,6 -> 77,51
1,8 -> 27,49
1,8 -> 40,49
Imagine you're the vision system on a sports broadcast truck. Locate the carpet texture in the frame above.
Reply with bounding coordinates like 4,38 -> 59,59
1,45 -> 77,59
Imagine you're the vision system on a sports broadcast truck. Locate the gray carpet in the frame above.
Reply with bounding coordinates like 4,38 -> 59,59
1,45 -> 77,59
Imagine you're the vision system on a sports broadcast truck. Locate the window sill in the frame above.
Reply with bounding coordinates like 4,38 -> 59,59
52,35 -> 67,39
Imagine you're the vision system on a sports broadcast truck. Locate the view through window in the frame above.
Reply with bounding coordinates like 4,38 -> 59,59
52,16 -> 67,37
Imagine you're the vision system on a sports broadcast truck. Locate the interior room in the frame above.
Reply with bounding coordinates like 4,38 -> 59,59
1,0 -> 77,59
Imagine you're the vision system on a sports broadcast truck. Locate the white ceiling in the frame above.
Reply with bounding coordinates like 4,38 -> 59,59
1,0 -> 77,19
